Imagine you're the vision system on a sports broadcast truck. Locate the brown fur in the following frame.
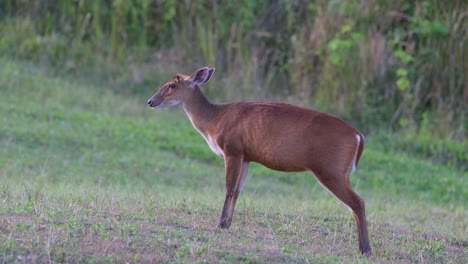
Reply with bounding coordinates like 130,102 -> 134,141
147,67 -> 371,256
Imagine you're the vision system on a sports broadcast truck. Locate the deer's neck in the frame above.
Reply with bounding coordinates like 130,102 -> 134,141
182,87 -> 221,133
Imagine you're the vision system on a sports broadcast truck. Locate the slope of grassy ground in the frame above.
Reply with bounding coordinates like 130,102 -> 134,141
0,58 -> 466,263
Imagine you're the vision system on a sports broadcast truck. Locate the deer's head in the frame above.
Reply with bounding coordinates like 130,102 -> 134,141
147,67 -> 215,108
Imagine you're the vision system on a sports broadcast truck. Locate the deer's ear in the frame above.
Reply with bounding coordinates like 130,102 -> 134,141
206,68 -> 215,82
190,67 -> 215,87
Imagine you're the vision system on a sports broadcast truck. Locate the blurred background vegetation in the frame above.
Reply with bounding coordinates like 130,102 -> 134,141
0,0 -> 466,168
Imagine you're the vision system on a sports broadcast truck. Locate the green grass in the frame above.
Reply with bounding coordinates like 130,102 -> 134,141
0,58 -> 466,263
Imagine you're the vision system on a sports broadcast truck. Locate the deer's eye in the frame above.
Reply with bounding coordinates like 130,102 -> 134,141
168,84 -> 176,89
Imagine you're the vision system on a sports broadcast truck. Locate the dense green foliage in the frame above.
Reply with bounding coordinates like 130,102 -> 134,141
1,0 -> 466,140
1,58 -> 466,263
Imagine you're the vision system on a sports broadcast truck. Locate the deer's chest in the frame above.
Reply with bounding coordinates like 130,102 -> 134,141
184,108 -> 224,157
200,131 -> 223,157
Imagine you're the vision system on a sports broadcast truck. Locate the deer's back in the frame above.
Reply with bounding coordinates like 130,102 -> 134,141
212,102 -> 361,172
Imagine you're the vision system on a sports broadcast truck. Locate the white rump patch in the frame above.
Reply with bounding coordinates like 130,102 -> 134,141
350,134 -> 360,173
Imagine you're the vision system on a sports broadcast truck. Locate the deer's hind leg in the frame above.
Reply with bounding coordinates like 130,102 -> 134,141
313,167 -> 371,256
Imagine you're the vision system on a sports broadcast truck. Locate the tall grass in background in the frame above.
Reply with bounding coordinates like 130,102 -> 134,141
0,0 -> 466,143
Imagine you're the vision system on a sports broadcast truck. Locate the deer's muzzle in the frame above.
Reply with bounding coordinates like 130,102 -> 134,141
147,96 -> 162,108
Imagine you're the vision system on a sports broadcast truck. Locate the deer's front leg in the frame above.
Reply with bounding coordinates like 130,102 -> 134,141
218,156 -> 250,228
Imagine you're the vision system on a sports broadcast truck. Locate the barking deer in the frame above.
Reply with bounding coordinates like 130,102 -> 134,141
147,67 -> 371,255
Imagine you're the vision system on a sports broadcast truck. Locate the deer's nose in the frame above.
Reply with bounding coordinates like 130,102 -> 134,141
147,99 -> 152,105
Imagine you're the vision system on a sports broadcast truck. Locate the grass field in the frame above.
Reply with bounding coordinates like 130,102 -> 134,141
0,58 -> 466,263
